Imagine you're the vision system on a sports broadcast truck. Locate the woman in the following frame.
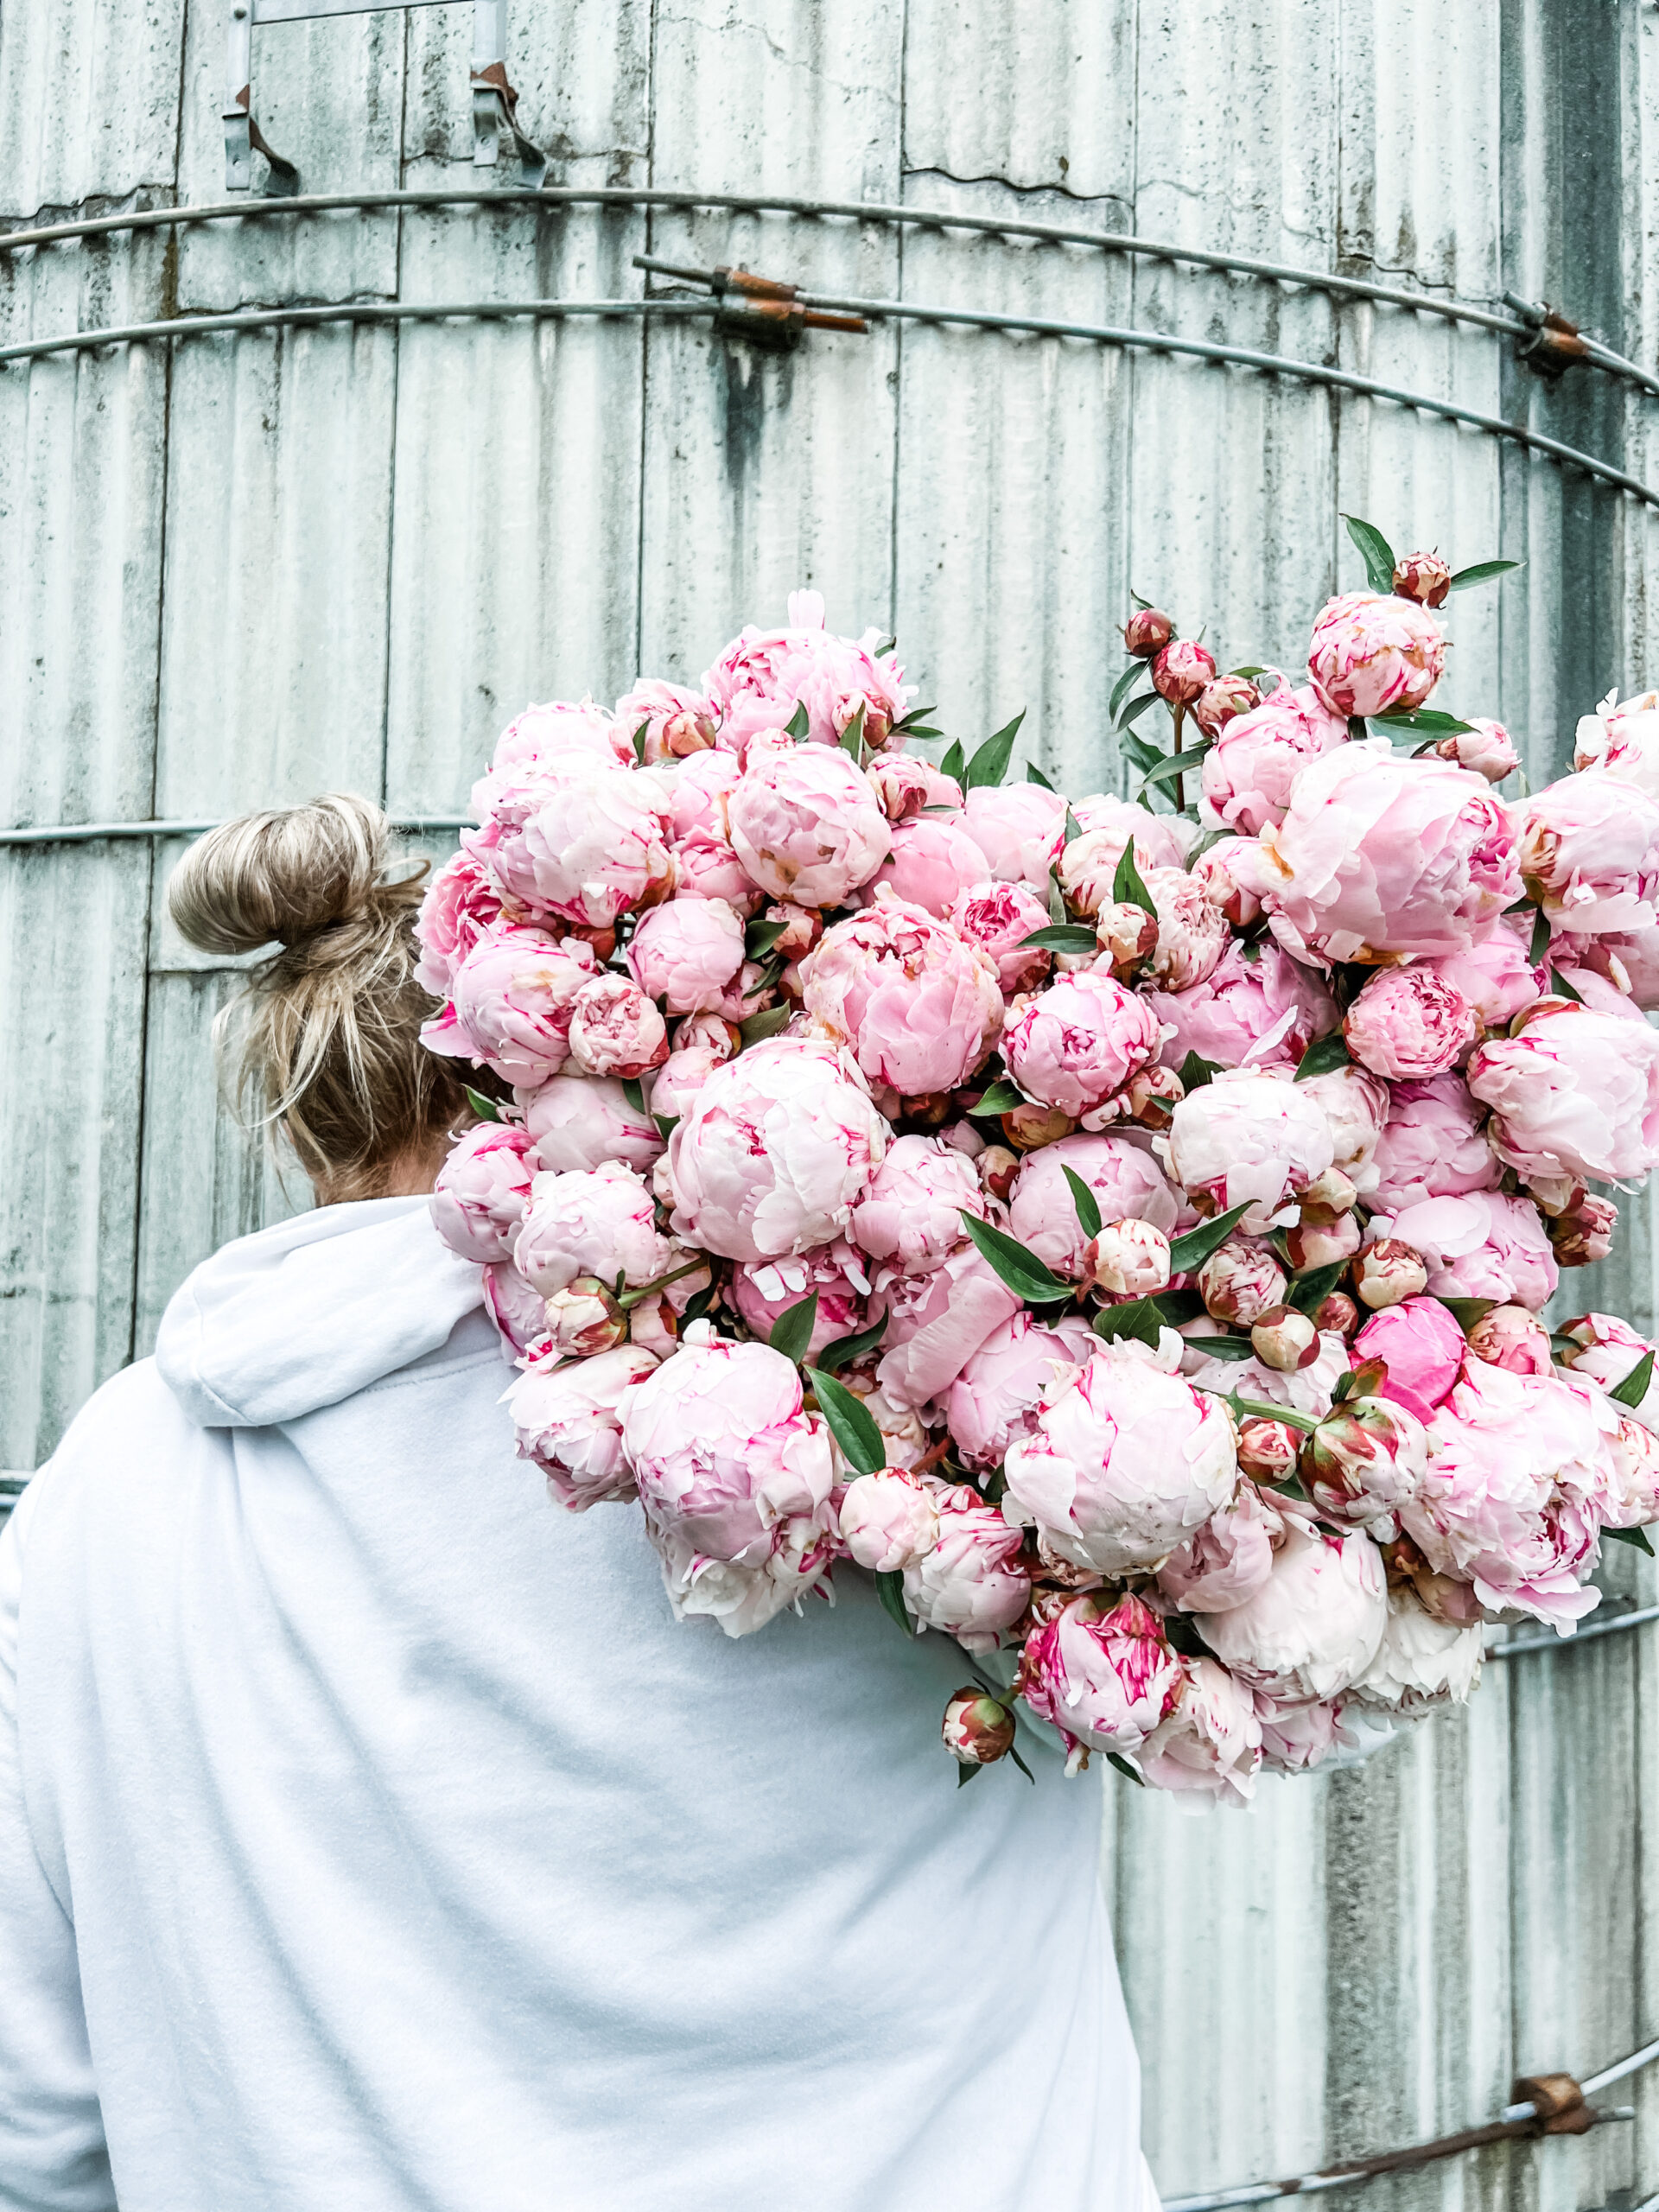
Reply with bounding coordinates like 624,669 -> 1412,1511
0,798 -> 1154,2212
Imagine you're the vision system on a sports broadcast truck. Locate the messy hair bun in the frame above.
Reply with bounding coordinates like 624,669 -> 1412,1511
168,795 -> 471,1195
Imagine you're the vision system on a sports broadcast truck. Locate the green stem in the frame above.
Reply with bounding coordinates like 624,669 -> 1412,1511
617,1255 -> 709,1311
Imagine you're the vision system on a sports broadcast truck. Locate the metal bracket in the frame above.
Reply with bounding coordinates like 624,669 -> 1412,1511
1503,289 -> 1592,381
632,254 -> 870,352
225,0 -> 547,197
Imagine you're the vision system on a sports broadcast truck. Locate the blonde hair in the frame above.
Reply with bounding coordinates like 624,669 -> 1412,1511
168,794 -> 471,1194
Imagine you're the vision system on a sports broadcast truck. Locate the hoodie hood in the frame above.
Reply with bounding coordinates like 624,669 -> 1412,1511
155,1197 -> 486,1429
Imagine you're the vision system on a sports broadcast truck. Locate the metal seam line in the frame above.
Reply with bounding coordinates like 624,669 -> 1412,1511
1,293 -> 1653,508
0,817 -> 475,846
2,185 -> 1656,398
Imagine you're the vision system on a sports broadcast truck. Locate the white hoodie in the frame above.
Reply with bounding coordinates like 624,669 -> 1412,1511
0,1198 -> 1153,2212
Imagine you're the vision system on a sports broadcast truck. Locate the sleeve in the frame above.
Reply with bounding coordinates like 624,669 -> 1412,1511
0,1480 -> 117,2212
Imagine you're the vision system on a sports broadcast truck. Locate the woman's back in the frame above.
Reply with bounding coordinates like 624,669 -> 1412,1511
0,1198 -> 1147,2212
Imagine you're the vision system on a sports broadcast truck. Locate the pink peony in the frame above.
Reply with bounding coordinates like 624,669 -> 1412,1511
1191,835 -> 1274,927
1142,867 -> 1230,990
1468,1001 -> 1659,1189
1156,1484 -> 1287,1613
1350,1585 -> 1484,1713
799,896 -> 1003,1098
613,677 -> 721,763
1182,1329 -> 1351,1422
648,1512 -> 837,1640
1002,971 -> 1164,1123
624,1331 -> 836,1563
429,1120 -> 535,1263
1146,939 -> 1338,1076
1421,926 -> 1543,1034
960,783 -> 1066,893
1574,688 -> 1659,797
505,1343 -> 660,1511
474,754 -> 673,928
1136,1656 -> 1263,1806
1559,1313 -> 1659,1433
1303,1395 -> 1429,1526
1515,769 -> 1659,937
672,830 -> 761,912
1160,1069 -> 1335,1232
1375,1191 -> 1558,1311
667,1036 -> 887,1263
728,1241 -> 873,1360
1294,1064 -> 1389,1195
1057,801 -> 1191,917
837,1470 -> 940,1572
866,814 -> 991,918
567,974 -> 670,1081
1306,590 -> 1446,718
481,1259 -> 548,1357
1002,1346 -> 1238,1574
944,1311 -> 1098,1471
1465,1303 -> 1554,1377
665,747 -> 745,840
1017,1592 -> 1181,1760
515,1160 -> 671,1296
848,1133 -> 987,1274
488,697 -> 632,772
1369,1074 -> 1501,1211
625,897 -> 746,1015
1153,638 -> 1217,704
520,1072 -> 663,1176
1192,673 -> 1262,739
1007,1134 -> 1181,1280
701,589 -> 912,759
1351,1296 -> 1466,1422
865,753 -> 963,823
901,1487 -> 1032,1653
1258,741 -> 1519,963
1198,1518 -> 1388,1700
726,744 -> 892,907
1199,683 -> 1349,836
424,925 -> 598,1087
1435,718 -> 1519,783
874,1242 -> 1024,1410
1343,965 -> 1478,1079
948,879 -> 1053,995
414,850 -> 504,995
1197,1237 -> 1287,1328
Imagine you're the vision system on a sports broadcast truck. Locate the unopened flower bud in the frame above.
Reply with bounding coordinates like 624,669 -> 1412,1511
1153,639 -> 1218,706
1198,1238 -> 1287,1328
1095,900 -> 1160,978
763,900 -> 823,961
1086,1218 -> 1172,1301
977,1143 -> 1020,1203
1249,1304 -> 1322,1371
1306,1396 -> 1428,1525
1390,550 -> 1452,608
1313,1291 -> 1361,1338
1281,1211 -> 1363,1274
1001,1099 -> 1078,1151
1236,1417 -> 1304,1484
1122,607 -> 1175,658
1434,718 -> 1518,783
942,1687 -> 1018,1766
1546,1191 -> 1618,1268
902,1089 -> 954,1128
1191,673 -> 1262,739
1465,1302 -> 1553,1376
1352,1239 -> 1429,1311
664,706 -> 720,756
543,1276 -> 628,1357
1124,1062 -> 1185,1131
840,1469 -> 941,1573
1299,1165 -> 1359,1223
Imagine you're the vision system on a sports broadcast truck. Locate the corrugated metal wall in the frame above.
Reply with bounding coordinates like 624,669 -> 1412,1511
3,3 -> 1658,2204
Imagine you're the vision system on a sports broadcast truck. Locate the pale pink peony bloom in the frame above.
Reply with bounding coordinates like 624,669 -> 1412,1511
1160,1068 -> 1335,1233
948,879 -> 1053,996
424,924 -> 598,1087
1304,1394 -> 1429,1526
1258,741 -> 1519,963
1373,1191 -> 1558,1311
1136,1656 -> 1263,1807
648,1510 -> 837,1640
489,696 -> 632,772
1002,971 -> 1164,1123
866,813 -> 991,918
1142,866 -> 1230,990
664,747 -> 745,840
565,973 -> 670,1081
1369,1073 -> 1501,1211
848,1133 -> 987,1275
1465,1302 -> 1554,1376
623,1330 -> 836,1564
647,1043 -> 727,1124
1156,1484 -> 1288,1613
505,1343 -> 660,1511
1146,939 -> 1338,1076
1153,638 -> 1217,704
1515,769 -> 1659,936
1198,1518 -> 1388,1700
1306,590 -> 1446,718
1057,801 -> 1191,916
476,754 -> 673,929
1351,1296 -> 1465,1422
726,743 -> 892,906
865,752 -> 963,823
1546,963 -> 1646,1024
414,850 -> 504,995
1002,1346 -> 1239,1574
1349,1584 -> 1484,1713
1016,1592 -> 1181,1760
1421,925 -> 1543,1034
483,1258 -> 554,1358
672,830 -> 761,911
701,588 -> 912,758
1198,683 -> 1349,836
1190,835 -> 1270,927
901,1486 -> 1033,1653
728,1241 -> 873,1360
1601,1413 -> 1659,1529
625,897 -> 746,1015
1434,718 -> 1519,783
1255,1693 -> 1355,1775
1007,1134 -> 1181,1281
1574,688 -> 1659,798
1344,965 -> 1478,1080
667,1036 -> 888,1263
613,677 -> 721,763
1086,1218 -> 1172,1301
799,895 -> 1003,1098
515,1160 -> 671,1296
520,1071 -> 663,1176
429,1120 -> 535,1263
960,783 -> 1066,893
1182,1327 -> 1351,1420
1469,1000 -> 1659,1188
943,1311 -> 1098,1471
1559,1313 -> 1659,1433
1294,1065 -> 1389,1196
837,1469 -> 940,1572
874,1242 -> 1024,1410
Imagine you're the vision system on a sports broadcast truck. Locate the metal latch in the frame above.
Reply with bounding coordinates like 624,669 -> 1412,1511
633,255 -> 869,351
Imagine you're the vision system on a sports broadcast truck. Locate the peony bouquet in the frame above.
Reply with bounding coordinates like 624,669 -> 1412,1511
418,543 -> 1659,1806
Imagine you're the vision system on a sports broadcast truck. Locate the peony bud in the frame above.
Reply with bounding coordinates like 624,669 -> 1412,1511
1123,1062 -> 1185,1131
977,1143 -> 1020,1203
1153,639 -> 1218,706
1237,1417 -> 1304,1484
1465,1302 -> 1553,1376
1298,1166 -> 1360,1224
543,1276 -> 628,1357
1123,607 -> 1175,658
1249,1304 -> 1322,1371
942,1687 -> 1017,1767
1192,673 -> 1262,739
568,973 -> 671,1080
839,1469 -> 941,1573
1313,1291 -> 1361,1338
1198,1238 -> 1288,1328
1305,1396 -> 1428,1526
1546,1189 -> 1618,1268
1391,550 -> 1452,608
1095,899 -> 1160,978
1001,1099 -> 1078,1151
1435,718 -> 1520,784
1281,1211 -> 1363,1274
1085,1218 -> 1172,1301
1352,1239 -> 1429,1310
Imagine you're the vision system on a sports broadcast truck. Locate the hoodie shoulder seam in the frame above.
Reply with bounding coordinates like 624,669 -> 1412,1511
356,1346 -> 505,1402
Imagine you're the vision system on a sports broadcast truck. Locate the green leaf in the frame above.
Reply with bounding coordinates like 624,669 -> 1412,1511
1177,1050 -> 1221,1091
464,1085 -> 503,1123
1550,967 -> 1584,1003
1166,1200 -> 1255,1274
1007,1741 -> 1036,1785
1607,1524 -> 1657,1554
1063,1166 -> 1103,1239
1093,1297 -> 1165,1349
956,1760 -> 983,1788
768,1292 -> 820,1364
1019,925 -> 1097,954
1342,512 -> 1398,594
621,1077 -> 646,1113
1288,1257 -> 1352,1316
652,1113 -> 679,1141
840,702 -> 867,759
1439,1297 -> 1496,1331
939,738 -> 966,783
1120,728 -> 1162,777
745,917 -> 789,960
738,1003 -> 792,1050
1182,1334 -> 1258,1361
805,1366 -> 887,1477
1230,664 -> 1268,680
1026,760 -> 1057,790
743,959 -> 784,1001
1107,1751 -> 1146,1788
814,1313 -> 889,1375
1295,1032 -> 1352,1082
957,1211 -> 1073,1305
1047,873 -> 1068,926
873,1567 -> 914,1634
1139,739 -> 1216,793
963,709 -> 1027,791
1128,588 -> 1154,610
1109,662 -> 1146,721
1371,708 -> 1474,736
1119,690 -> 1163,729
1063,806 -> 1084,846
679,1281 -> 717,1327
966,1077 -> 1026,1118
1611,1348 -> 1656,1408
630,721 -> 649,764
893,701 -> 934,729
1111,841 -> 1158,918
1447,558 -> 1522,592
1529,906 -> 1552,966
784,701 -> 810,739
1228,1393 -> 1320,1433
